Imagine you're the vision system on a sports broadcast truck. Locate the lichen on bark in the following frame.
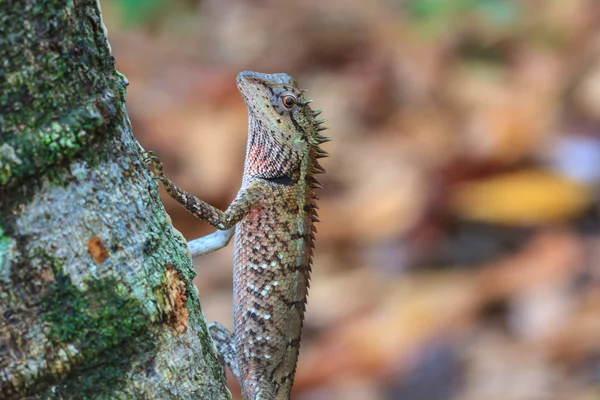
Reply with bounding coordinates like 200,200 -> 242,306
0,0 -> 119,191
0,0 -> 229,398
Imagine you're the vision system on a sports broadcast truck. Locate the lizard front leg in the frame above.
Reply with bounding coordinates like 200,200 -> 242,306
144,150 -> 264,234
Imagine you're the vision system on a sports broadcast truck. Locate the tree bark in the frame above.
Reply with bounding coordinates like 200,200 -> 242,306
0,1 -> 230,398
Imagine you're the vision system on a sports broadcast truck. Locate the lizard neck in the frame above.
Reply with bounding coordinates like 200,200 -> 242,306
243,115 -> 302,181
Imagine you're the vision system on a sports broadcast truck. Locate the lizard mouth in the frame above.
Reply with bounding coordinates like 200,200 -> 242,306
236,70 -> 299,101
236,70 -> 265,112
236,70 -> 282,105
236,70 -> 285,126
235,70 -> 252,88
236,70 -> 265,93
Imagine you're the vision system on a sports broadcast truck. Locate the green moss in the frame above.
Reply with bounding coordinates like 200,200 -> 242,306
39,270 -> 154,397
42,272 -> 146,346
0,0 -> 125,191
0,226 -> 11,279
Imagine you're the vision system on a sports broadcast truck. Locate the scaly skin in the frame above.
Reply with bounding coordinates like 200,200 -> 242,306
145,70 -> 329,399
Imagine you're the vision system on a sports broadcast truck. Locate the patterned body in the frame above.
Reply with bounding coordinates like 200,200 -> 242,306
233,181 -> 312,398
145,71 -> 328,400
232,71 -> 326,398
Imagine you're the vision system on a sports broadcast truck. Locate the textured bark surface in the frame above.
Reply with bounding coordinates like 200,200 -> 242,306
0,1 -> 229,398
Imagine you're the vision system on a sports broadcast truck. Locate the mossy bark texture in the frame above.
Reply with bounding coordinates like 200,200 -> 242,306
0,1 -> 230,399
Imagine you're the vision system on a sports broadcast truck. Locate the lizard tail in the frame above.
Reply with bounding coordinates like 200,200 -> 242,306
242,382 -> 278,400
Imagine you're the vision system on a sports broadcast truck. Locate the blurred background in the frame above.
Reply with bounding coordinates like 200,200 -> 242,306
102,1 -> 600,399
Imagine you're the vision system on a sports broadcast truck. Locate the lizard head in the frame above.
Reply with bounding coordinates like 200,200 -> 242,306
237,70 -> 328,180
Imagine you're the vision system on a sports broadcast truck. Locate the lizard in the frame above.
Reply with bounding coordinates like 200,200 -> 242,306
144,70 -> 329,399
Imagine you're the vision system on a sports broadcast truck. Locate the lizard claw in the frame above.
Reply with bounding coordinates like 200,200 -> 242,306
142,150 -> 159,166
142,150 -> 165,178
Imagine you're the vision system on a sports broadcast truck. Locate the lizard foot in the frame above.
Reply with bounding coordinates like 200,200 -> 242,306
208,322 -> 241,382
142,151 -> 167,182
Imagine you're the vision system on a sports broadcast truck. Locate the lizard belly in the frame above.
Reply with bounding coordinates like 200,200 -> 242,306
233,192 -> 310,399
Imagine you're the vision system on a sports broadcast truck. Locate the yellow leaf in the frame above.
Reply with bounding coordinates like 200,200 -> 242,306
450,170 -> 591,225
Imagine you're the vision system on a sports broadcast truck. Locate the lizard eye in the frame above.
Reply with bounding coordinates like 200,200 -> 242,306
282,95 -> 296,108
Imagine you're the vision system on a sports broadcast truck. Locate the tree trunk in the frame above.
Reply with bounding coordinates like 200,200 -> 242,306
0,1 -> 230,398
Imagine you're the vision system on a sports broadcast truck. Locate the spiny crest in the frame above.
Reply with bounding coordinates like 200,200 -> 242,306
303,97 -> 328,222
291,89 -> 328,386
308,108 -> 331,145
287,90 -> 327,257
301,101 -> 329,184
